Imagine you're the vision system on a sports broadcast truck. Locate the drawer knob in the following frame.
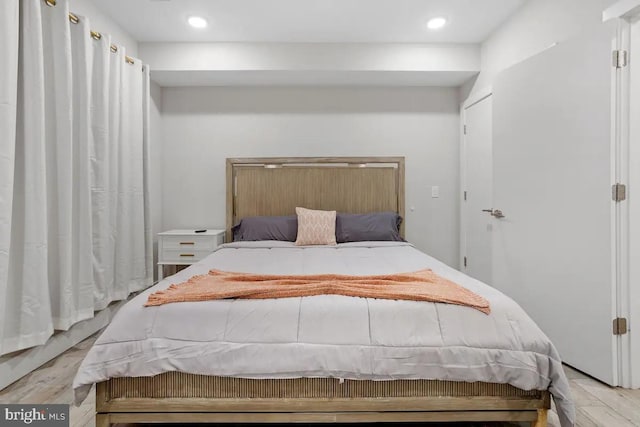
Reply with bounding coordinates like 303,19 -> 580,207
180,242 -> 195,245
180,254 -> 195,257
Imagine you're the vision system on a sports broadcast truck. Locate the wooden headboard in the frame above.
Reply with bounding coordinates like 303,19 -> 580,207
226,157 -> 405,241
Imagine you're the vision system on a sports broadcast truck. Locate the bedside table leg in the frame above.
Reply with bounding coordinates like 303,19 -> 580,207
158,265 -> 163,281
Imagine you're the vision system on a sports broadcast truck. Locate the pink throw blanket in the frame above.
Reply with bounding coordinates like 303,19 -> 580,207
146,269 -> 491,314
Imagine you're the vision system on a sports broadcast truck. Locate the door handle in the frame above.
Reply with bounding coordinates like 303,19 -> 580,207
491,209 -> 505,218
481,209 -> 505,219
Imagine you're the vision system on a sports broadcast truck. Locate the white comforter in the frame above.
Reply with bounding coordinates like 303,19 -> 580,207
73,241 -> 574,426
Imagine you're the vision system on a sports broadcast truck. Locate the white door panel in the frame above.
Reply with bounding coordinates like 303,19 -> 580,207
492,23 -> 617,385
463,96 -> 493,284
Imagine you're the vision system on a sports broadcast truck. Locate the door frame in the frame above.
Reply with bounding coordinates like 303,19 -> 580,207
625,12 -> 640,391
611,13 -> 636,389
605,3 -> 636,388
460,86 -> 493,272
602,0 -> 640,388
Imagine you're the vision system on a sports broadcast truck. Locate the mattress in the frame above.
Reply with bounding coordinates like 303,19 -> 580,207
73,241 -> 574,426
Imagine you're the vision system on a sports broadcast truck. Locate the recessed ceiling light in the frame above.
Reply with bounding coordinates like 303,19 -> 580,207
426,17 -> 447,30
188,16 -> 208,29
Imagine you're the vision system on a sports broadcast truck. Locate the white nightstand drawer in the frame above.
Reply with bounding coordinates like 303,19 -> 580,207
157,229 -> 225,280
161,249 -> 212,263
162,235 -> 218,250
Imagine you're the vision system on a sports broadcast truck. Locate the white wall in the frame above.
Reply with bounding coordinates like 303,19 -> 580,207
462,0 -> 618,100
161,86 -> 460,266
69,0 -> 138,57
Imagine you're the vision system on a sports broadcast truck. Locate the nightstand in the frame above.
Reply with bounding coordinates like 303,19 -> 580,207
157,229 -> 225,280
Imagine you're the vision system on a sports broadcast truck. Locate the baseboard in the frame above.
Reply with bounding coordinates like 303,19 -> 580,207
0,300 -> 127,391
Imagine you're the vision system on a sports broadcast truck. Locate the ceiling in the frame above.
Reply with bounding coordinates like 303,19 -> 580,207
88,0 -> 526,44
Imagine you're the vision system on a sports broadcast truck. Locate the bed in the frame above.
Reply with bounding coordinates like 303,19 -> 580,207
74,157 -> 573,427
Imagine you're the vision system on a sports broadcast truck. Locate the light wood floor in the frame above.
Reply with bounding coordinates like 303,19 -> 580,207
1,333 -> 639,427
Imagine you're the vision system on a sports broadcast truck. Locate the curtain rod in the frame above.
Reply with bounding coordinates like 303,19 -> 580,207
44,0 -> 138,67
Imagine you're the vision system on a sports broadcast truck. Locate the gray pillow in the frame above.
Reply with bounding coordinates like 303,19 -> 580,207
335,212 -> 403,243
232,215 -> 298,242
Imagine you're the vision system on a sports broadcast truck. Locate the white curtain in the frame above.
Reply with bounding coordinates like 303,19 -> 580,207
0,0 -> 21,353
90,28 -> 115,310
142,66 -> 154,289
0,1 -> 19,277
42,0 -> 94,330
5,0 -> 53,353
114,48 -> 150,299
0,0 -> 152,356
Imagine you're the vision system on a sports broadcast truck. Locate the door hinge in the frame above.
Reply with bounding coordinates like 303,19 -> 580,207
464,191 -> 467,201
613,50 -> 628,68
613,317 -> 628,335
612,183 -> 626,202
463,256 -> 467,268
463,125 -> 467,135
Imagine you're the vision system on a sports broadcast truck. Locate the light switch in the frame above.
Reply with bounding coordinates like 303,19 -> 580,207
431,186 -> 440,198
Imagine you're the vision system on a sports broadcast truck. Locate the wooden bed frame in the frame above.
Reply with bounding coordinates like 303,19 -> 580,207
96,156 -> 550,426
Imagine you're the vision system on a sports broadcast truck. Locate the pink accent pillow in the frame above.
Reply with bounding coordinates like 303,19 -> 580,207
295,207 -> 337,246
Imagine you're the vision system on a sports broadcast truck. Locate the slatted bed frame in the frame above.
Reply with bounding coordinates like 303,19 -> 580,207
96,157 -> 550,427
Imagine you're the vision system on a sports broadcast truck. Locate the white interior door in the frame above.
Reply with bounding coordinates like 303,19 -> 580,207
492,23 -> 619,385
463,96 -> 493,284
